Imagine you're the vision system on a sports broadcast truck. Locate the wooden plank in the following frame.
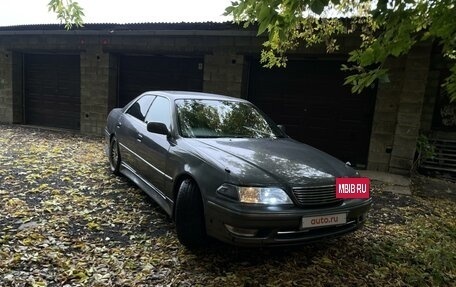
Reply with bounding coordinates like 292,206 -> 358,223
424,159 -> 456,166
420,164 -> 456,173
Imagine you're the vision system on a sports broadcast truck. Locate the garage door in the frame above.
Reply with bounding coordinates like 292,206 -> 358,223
118,55 -> 204,106
248,58 -> 376,168
25,54 -> 80,130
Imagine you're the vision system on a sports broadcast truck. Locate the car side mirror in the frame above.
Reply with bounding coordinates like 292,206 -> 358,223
147,122 -> 170,136
277,124 -> 286,133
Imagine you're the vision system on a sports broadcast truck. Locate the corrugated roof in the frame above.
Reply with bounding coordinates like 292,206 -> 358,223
0,22 -> 253,32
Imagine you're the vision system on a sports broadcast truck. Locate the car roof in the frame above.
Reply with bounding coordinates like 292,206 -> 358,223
143,91 -> 249,102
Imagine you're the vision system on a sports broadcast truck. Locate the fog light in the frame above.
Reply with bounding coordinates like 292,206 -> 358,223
225,224 -> 258,237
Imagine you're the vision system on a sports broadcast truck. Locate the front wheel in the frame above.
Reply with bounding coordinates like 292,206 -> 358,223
109,136 -> 121,175
175,179 -> 208,248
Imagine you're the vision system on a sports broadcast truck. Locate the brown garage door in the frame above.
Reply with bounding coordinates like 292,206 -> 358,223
25,54 -> 80,130
248,58 -> 376,168
118,55 -> 204,106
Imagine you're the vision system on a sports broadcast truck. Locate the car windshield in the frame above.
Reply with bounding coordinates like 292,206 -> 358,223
175,99 -> 284,139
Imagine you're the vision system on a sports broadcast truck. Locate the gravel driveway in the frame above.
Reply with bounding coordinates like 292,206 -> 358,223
0,125 -> 455,286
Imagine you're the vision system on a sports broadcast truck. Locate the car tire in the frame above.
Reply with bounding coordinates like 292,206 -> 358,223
175,179 -> 207,248
109,136 -> 121,175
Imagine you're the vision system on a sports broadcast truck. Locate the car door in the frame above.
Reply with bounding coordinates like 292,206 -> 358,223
116,95 -> 155,173
136,96 -> 173,195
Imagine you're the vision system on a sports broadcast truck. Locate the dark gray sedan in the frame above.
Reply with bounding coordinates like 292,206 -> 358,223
105,91 -> 372,248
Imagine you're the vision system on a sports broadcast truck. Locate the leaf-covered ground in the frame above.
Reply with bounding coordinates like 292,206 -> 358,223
0,125 -> 455,287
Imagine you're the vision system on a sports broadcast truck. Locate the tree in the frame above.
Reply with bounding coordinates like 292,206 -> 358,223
48,0 -> 84,29
224,0 -> 456,101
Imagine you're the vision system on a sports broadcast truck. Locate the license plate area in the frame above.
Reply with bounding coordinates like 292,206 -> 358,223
301,213 -> 347,229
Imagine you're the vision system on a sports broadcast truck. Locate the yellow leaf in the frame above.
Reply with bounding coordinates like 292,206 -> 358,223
87,221 -> 101,230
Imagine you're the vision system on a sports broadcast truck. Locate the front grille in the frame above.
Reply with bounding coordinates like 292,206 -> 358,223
292,185 -> 342,207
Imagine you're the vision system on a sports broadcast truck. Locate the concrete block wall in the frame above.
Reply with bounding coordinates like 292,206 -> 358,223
367,57 -> 406,171
80,42 -> 111,135
107,54 -> 118,113
367,44 -> 432,174
0,33 -> 258,135
106,35 -> 250,100
389,45 -> 432,174
203,52 -> 244,97
0,49 -> 13,123
11,52 -> 23,123
0,27 -> 442,175
0,35 -> 85,129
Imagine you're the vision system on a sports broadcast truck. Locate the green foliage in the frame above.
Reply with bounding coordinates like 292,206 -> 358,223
48,0 -> 84,29
443,65 -> 456,102
225,0 -> 456,101
413,134 -> 436,173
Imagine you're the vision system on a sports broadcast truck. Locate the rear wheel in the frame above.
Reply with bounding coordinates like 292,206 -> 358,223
175,179 -> 207,248
109,136 -> 121,175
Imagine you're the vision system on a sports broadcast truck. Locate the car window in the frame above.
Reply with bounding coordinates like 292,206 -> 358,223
175,99 -> 284,139
145,96 -> 171,128
126,95 -> 155,121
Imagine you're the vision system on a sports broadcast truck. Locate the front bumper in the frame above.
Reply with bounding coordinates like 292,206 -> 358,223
205,198 -> 372,247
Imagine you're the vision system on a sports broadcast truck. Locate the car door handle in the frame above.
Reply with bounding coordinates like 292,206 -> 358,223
137,133 -> 143,142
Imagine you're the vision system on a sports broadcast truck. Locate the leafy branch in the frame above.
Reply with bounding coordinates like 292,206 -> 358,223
225,0 -> 456,101
48,0 -> 84,29
412,134 -> 436,174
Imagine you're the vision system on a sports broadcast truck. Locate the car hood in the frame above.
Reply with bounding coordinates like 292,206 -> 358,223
186,138 -> 357,187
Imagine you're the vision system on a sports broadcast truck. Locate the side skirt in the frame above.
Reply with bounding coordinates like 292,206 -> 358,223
120,163 -> 174,217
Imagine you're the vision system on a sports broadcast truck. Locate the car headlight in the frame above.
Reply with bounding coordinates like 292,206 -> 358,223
216,184 -> 293,205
